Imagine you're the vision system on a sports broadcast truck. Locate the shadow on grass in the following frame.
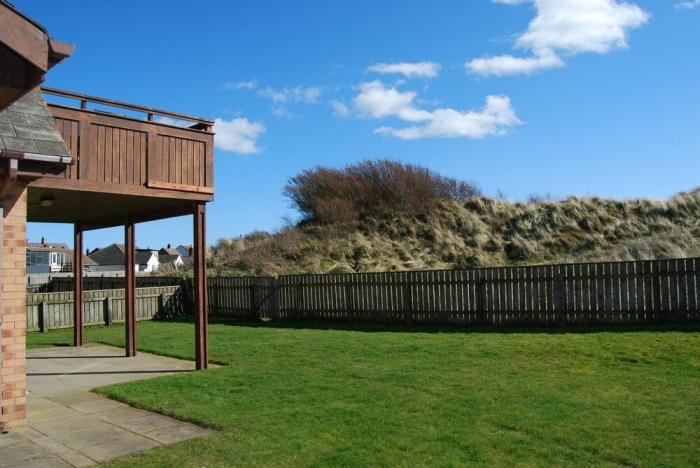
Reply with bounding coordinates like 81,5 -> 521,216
159,316 -> 700,335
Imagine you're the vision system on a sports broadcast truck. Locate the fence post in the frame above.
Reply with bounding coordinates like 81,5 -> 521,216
250,283 -> 258,319
554,266 -> 565,326
210,281 -> 218,316
39,301 -> 48,333
476,271 -> 487,325
345,280 -> 354,323
104,297 -> 113,326
402,282 -> 412,326
270,278 -> 280,321
294,285 -> 302,321
158,293 -> 165,317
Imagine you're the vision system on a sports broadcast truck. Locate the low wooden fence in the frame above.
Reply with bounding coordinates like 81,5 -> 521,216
209,258 -> 700,326
29,275 -> 185,293
26,285 -> 187,332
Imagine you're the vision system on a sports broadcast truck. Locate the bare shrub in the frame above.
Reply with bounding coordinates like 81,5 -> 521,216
283,159 -> 481,223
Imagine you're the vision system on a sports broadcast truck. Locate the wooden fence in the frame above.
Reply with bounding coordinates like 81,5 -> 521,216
25,258 -> 700,330
208,276 -> 277,319
29,275 -> 185,293
26,285 -> 187,332
209,258 -> 700,326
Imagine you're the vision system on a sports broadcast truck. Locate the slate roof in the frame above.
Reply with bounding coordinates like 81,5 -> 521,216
88,243 -> 157,266
87,243 -> 126,266
27,241 -> 70,251
136,250 -> 157,265
0,87 -> 71,157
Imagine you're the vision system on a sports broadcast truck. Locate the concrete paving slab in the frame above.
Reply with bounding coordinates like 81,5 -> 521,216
3,344 -> 215,467
10,456 -> 74,468
76,434 -> 160,463
144,423 -> 215,445
0,441 -> 51,467
12,427 -> 94,468
111,412 -> 182,433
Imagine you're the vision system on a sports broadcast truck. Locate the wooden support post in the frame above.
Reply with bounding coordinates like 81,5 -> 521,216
193,202 -> 208,370
73,224 -> 83,346
125,220 -> 137,357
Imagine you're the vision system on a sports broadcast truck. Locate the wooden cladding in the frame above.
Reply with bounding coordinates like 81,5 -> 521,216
154,135 -> 208,188
53,116 -> 79,179
47,103 -> 213,196
93,125 -> 147,185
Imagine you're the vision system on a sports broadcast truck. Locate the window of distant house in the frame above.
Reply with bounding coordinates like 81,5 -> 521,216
27,251 -> 50,265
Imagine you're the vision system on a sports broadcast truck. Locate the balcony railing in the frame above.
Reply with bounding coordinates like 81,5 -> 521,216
42,87 -> 214,196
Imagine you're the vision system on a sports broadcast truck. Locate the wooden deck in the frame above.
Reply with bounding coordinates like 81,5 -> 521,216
27,87 -> 214,227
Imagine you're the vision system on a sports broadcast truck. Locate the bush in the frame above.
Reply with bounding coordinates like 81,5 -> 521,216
283,159 -> 481,223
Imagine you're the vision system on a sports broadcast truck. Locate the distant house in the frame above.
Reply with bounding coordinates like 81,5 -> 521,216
27,238 -> 71,273
159,246 -> 184,270
88,244 -> 160,272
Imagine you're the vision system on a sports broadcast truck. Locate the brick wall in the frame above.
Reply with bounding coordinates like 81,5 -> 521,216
0,182 -> 28,431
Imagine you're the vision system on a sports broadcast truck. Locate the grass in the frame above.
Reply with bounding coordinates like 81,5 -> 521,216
28,320 -> 700,467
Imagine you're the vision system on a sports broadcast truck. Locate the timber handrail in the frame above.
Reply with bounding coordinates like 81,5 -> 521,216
42,86 -> 214,127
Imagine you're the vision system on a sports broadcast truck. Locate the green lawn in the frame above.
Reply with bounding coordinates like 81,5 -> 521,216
28,321 -> 700,467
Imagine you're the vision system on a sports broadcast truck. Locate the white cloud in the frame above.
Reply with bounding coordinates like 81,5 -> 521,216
467,0 -> 649,76
367,61 -> 441,78
353,81 -> 430,121
330,100 -> 350,117
353,81 -> 521,140
224,80 -> 258,90
258,86 -> 322,103
213,117 -> 265,154
675,0 -> 700,9
467,50 -> 563,76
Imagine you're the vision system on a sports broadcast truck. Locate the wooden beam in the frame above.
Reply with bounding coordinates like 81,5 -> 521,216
125,220 -> 136,357
193,202 -> 208,370
73,224 -> 83,346
0,3 -> 49,71
29,177 -> 213,202
147,180 -> 214,195
80,204 -> 196,231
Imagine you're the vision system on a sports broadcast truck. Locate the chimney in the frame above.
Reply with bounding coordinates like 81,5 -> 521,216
41,236 -> 46,245
188,245 -> 193,256
167,243 -> 171,249
86,248 -> 89,256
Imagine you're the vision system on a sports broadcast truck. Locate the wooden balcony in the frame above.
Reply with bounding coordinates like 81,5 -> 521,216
28,88 -> 215,227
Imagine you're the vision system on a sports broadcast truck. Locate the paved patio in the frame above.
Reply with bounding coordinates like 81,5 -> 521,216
0,345 -> 214,467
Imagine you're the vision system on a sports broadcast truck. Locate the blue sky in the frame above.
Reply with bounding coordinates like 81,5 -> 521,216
17,0 -> 700,251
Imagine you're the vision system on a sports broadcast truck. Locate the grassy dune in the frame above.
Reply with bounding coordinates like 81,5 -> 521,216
210,189 -> 700,275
